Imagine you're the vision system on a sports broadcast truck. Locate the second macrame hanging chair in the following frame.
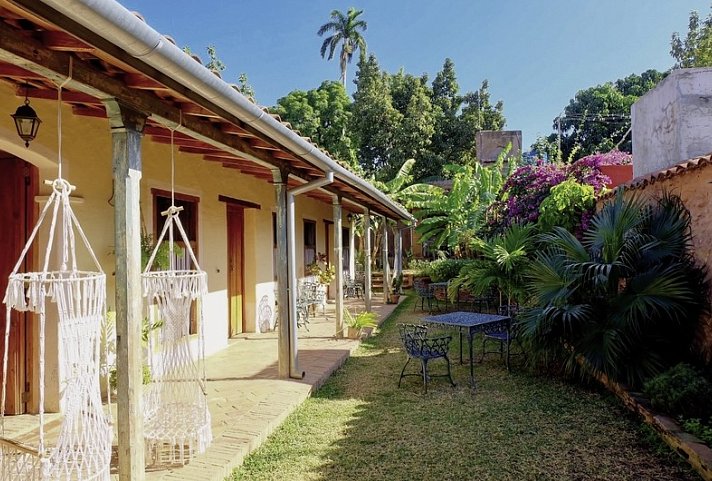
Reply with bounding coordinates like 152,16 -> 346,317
142,131 -> 211,466
0,81 -> 112,481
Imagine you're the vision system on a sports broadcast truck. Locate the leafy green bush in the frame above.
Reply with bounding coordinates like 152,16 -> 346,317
644,363 -> 712,420
408,259 -> 432,278
681,418 -> 712,446
450,224 -> 535,305
537,179 -> 595,235
141,234 -> 185,271
428,258 -> 470,282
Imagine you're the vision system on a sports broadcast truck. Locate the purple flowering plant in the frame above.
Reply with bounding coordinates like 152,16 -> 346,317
482,151 -> 632,237
482,160 -> 567,235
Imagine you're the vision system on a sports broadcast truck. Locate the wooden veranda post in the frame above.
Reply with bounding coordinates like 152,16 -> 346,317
395,222 -> 403,283
382,218 -> 389,304
273,167 -> 290,378
348,219 -> 356,277
363,208 -> 372,312
105,100 -> 146,481
333,197 -> 343,337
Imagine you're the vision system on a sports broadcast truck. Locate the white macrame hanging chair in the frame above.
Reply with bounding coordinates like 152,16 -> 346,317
142,136 -> 211,465
0,178 -> 112,481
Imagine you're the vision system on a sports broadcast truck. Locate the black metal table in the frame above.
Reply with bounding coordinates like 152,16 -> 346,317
423,311 -> 510,388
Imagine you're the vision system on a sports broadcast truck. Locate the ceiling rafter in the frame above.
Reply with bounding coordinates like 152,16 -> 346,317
19,85 -> 102,104
0,18 -> 294,174
41,30 -> 94,52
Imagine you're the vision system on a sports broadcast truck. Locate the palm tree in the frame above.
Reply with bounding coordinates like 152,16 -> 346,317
449,224 -> 535,308
520,191 -> 709,386
317,8 -> 367,86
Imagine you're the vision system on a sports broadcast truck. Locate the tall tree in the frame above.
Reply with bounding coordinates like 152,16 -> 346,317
389,72 -> 435,181
671,4 -> 712,68
273,81 -> 357,170
317,8 -> 367,86
421,61 -> 506,180
431,58 -> 460,118
425,58 -> 461,180
350,54 -> 401,177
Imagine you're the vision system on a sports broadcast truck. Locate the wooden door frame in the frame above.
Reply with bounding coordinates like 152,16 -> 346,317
0,155 -> 37,414
227,205 -> 245,337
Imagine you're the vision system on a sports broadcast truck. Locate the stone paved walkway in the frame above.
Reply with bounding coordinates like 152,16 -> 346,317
1,296 -> 400,480
141,296 -> 399,481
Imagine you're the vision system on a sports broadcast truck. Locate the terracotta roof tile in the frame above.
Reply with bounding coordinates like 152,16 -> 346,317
598,152 -> 712,200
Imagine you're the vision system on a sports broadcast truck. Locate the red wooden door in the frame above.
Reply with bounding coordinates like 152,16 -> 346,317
227,205 -> 245,337
0,155 -> 37,414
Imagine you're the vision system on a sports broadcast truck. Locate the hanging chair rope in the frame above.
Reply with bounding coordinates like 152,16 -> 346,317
1,63 -> 112,481
141,117 -> 212,465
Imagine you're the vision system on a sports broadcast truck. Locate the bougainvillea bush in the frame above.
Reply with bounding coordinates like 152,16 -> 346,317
482,151 -> 632,238
482,161 -> 567,236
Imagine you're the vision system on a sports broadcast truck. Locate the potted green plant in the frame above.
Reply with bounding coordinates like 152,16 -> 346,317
344,309 -> 378,339
388,272 -> 403,304
308,253 -> 336,285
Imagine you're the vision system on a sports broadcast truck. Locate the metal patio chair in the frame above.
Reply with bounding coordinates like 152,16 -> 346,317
413,278 -> 436,312
480,304 -> 525,371
398,324 -> 456,393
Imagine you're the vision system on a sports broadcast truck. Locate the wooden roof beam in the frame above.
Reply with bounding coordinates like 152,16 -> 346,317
20,86 -> 102,104
71,105 -> 106,118
178,145 -> 226,155
220,122 -> 256,137
181,103 -> 220,118
41,30 -> 94,52
150,136 -> 207,148
123,73 -> 168,90
249,138 -> 280,151
0,62 -> 46,79
272,150 -> 299,161
203,154 -> 252,164
143,125 -> 194,140
0,20 -> 289,174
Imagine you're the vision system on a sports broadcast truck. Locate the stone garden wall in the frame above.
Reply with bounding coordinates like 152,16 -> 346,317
598,155 -> 712,363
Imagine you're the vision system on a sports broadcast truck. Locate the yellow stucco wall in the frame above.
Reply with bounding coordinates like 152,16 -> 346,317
0,82 -> 343,411
598,167 -> 712,363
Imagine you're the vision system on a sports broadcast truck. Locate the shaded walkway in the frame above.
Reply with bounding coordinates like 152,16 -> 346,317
143,296 -> 401,481
0,297 -> 399,480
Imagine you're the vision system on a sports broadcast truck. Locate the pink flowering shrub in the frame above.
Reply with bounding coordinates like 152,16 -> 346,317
482,151 -> 631,237
482,161 -> 567,236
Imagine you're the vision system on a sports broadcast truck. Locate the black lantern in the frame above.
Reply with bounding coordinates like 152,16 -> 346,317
11,87 -> 41,148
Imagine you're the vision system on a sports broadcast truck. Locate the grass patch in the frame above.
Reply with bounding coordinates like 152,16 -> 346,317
227,295 -> 697,481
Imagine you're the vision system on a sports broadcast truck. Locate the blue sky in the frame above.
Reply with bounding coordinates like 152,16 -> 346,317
122,1 -> 710,150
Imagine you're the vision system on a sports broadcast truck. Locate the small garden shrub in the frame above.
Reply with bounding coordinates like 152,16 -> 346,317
537,179 -> 595,236
681,418 -> 712,446
644,363 -> 712,420
428,258 -> 470,282
408,259 -> 432,278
